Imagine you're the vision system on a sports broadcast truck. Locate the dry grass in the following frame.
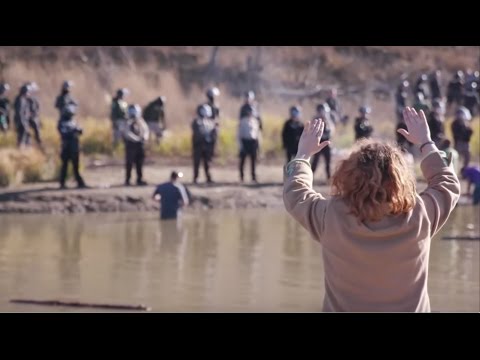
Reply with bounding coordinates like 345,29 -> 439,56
1,114 -> 478,187
0,155 -> 15,186
0,148 -> 52,186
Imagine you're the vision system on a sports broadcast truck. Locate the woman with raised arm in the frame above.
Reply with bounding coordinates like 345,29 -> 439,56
283,107 -> 460,312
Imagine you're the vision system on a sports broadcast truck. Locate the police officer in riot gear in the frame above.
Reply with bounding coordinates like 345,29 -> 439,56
463,80 -> 479,117
239,90 -> 263,130
395,80 -> 409,122
414,73 -> 430,100
111,88 -> 130,148
447,71 -> 464,112
192,104 -> 216,184
123,104 -> 149,186
238,103 -> 261,183
429,70 -> 442,100
0,83 -> 10,133
427,99 -> 446,147
55,80 -> 77,119
57,104 -> 86,189
282,106 -> 304,164
205,87 -> 220,120
143,96 -> 167,144
26,82 -> 42,146
14,84 -> 32,148
451,106 -> 473,170
354,106 -> 374,141
310,103 -> 334,180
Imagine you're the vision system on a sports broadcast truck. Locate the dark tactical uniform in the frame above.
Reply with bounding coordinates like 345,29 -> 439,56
143,97 -> 166,143
282,119 -> 303,163
447,73 -> 464,109
57,106 -> 86,188
239,92 -> 263,131
205,100 -> 220,121
354,116 -> 373,141
14,87 -> 31,147
282,118 -> 304,164
427,104 -> 445,146
429,72 -> 442,100
463,82 -> 479,117
153,179 -> 191,220
326,96 -> 340,125
27,91 -> 42,145
395,81 -> 409,122
203,88 -> 221,156
451,109 -> 473,169
414,75 -> 430,100
427,113 -> 445,146
238,105 -> 261,182
0,86 -> 10,132
111,95 -> 129,147
55,92 -> 77,119
192,105 -> 217,183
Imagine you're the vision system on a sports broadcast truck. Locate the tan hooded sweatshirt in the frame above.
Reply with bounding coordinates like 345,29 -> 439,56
283,150 -> 460,312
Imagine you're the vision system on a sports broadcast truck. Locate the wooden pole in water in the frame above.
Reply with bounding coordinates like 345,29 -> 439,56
10,299 -> 151,311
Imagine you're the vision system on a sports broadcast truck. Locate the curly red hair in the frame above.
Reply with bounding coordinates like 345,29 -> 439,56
331,140 -> 416,222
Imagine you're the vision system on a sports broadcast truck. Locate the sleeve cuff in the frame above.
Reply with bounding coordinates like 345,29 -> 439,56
420,150 -> 454,179
420,150 -> 451,166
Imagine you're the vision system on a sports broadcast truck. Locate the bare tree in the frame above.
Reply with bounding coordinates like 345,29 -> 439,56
246,46 -> 263,95
95,47 -> 115,91
204,46 -> 220,87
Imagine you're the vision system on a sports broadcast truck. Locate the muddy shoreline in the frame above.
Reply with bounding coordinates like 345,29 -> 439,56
0,163 -> 472,214
0,182 -> 290,214
0,164 -> 294,214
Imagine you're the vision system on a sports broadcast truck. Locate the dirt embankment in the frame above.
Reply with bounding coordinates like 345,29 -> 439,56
0,163 -> 292,214
0,161 -> 473,214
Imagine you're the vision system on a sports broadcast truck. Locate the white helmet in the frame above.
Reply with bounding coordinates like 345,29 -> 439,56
28,82 -> 39,92
456,107 -> 472,121
0,83 -> 9,93
245,91 -> 255,101
206,87 -> 220,99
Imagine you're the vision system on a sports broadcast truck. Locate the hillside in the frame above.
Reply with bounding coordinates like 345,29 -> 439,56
1,46 -> 478,123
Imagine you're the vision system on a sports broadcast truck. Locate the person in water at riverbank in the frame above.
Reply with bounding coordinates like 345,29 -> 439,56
153,171 -> 191,220
283,107 -> 460,312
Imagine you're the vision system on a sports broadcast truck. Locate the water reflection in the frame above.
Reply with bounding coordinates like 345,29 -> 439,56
238,214 -> 261,306
0,205 -> 478,312
284,217 -> 304,259
155,219 -> 188,297
281,218 -> 305,286
167,214 -> 219,308
156,219 -> 187,256
58,218 -> 82,293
